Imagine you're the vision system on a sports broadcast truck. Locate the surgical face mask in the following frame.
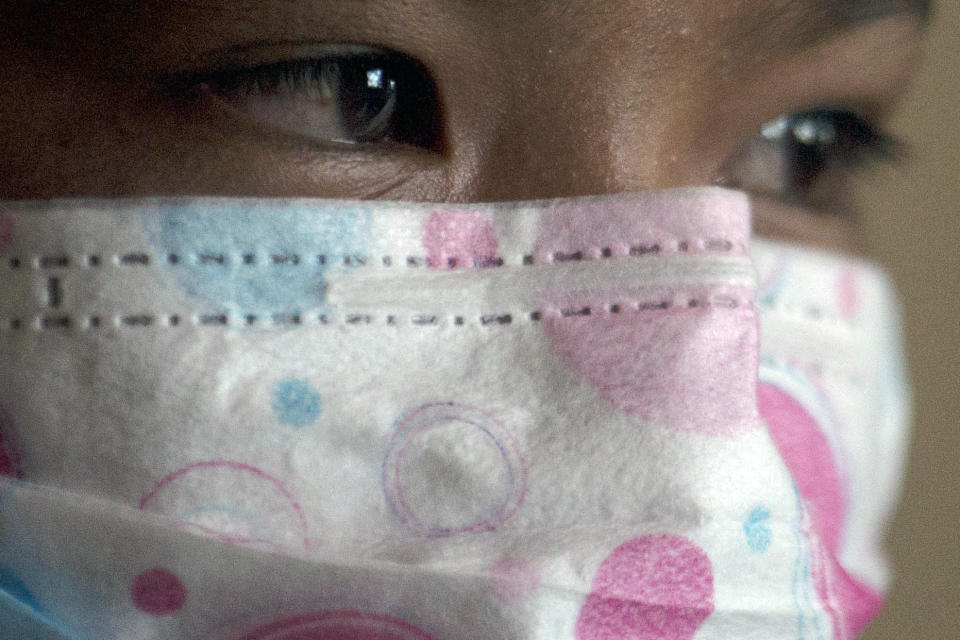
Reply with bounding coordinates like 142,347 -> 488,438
0,187 -> 909,640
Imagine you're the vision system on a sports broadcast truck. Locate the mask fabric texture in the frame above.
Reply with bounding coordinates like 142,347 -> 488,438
0,187 -> 909,640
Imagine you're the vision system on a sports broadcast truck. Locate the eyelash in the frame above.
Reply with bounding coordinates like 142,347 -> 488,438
179,52 -> 895,207
718,108 -> 898,209
179,53 -> 444,152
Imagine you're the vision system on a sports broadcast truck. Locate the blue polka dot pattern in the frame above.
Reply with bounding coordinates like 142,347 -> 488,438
271,380 -> 323,428
744,505 -> 773,553
144,201 -> 370,314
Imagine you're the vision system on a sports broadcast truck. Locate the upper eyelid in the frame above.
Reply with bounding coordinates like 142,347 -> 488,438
713,106 -> 899,213
175,48 -> 446,153
780,109 -> 898,160
167,42 -> 403,76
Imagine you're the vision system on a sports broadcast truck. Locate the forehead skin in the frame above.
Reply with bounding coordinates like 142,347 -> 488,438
0,0 -> 924,243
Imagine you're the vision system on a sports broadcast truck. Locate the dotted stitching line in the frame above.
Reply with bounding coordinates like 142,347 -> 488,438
757,302 -> 859,328
0,296 -> 752,332
3,238 -> 739,272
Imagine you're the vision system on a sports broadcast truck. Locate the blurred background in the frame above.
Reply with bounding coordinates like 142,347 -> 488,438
859,2 -> 959,639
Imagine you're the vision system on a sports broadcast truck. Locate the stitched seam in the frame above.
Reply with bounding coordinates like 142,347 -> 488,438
3,238 -> 743,273
0,296 -> 753,332
757,301 -> 860,329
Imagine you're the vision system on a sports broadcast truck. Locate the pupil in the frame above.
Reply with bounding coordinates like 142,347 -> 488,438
335,59 -> 398,142
791,113 -> 836,147
783,111 -> 840,197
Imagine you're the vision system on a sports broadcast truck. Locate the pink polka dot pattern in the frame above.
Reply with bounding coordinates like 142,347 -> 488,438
534,189 -> 756,434
542,286 -> 759,436
422,211 -> 498,269
489,557 -> 541,603
131,568 -> 187,616
235,611 -> 439,640
757,383 -> 845,555
576,535 -> 714,640
758,382 -> 883,638
533,188 -> 750,265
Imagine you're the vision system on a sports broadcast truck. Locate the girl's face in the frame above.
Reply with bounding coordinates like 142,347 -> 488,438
0,1 -> 925,252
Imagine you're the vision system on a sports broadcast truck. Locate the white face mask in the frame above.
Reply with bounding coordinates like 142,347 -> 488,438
0,187 -> 909,640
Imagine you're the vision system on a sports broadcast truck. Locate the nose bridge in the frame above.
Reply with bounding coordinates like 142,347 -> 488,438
470,97 -> 616,201
466,55 -> 644,202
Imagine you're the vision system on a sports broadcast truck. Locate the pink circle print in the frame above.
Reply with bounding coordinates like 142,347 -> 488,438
382,403 -> 527,537
234,611 -> 439,640
576,535 -> 714,640
758,381 -> 883,638
422,210 -> 499,269
131,568 -> 187,616
139,461 -> 309,550
542,286 -> 759,436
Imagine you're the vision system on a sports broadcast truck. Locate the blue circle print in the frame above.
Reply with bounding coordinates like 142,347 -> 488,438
145,200 -> 370,314
271,379 -> 323,428
743,505 -> 773,553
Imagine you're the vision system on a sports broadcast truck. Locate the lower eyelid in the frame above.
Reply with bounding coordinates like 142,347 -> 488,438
751,193 -> 867,255
183,84 -> 438,164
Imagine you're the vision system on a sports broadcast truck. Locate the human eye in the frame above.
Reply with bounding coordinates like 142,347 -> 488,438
716,107 -> 897,212
172,47 -> 444,153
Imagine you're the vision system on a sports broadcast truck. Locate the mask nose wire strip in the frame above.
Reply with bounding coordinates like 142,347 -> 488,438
328,255 -> 756,312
